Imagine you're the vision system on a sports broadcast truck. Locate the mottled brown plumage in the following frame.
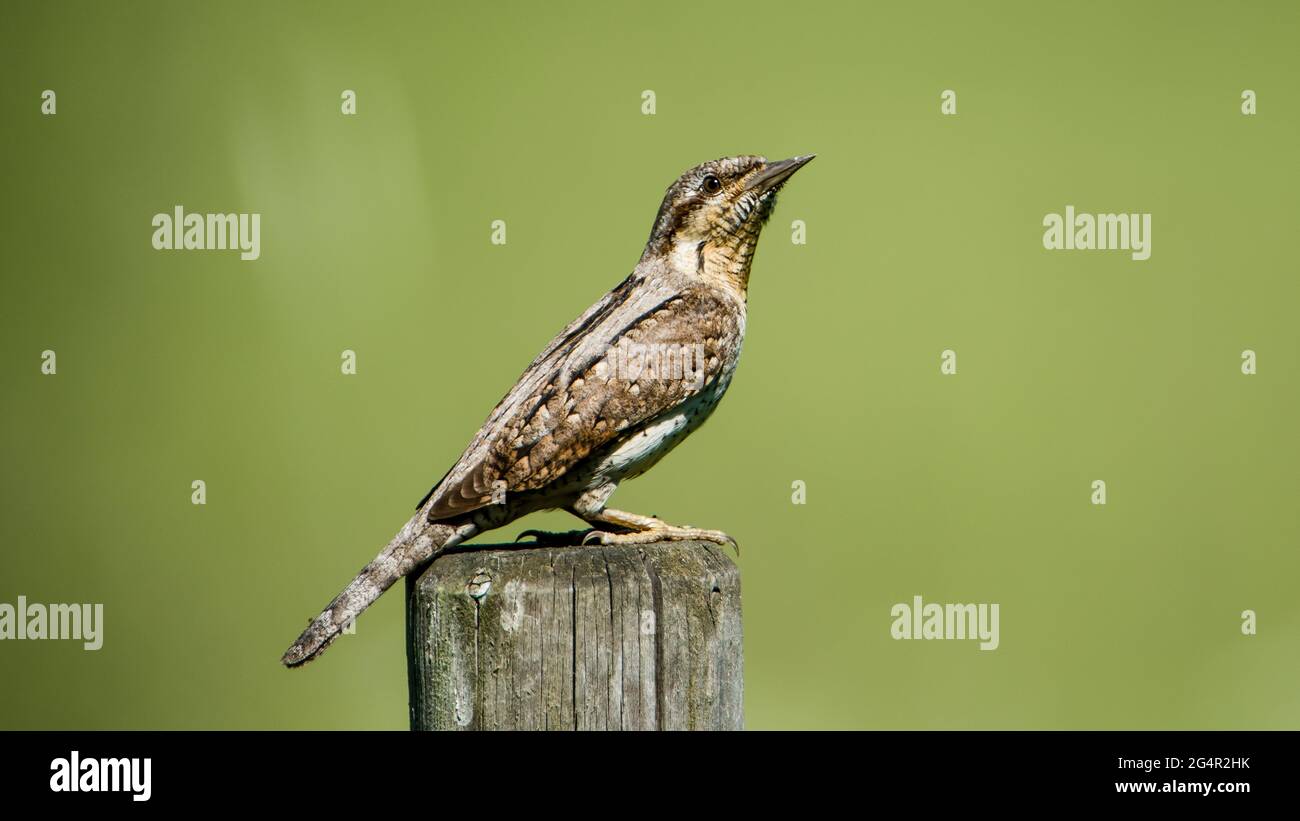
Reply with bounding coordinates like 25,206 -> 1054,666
283,153 -> 813,667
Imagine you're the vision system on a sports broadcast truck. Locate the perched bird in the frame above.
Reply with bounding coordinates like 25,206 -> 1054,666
282,153 -> 813,667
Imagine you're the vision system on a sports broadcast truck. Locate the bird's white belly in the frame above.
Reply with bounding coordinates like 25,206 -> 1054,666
592,376 -> 731,483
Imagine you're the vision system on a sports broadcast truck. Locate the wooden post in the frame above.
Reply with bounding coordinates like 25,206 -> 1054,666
406,541 -> 742,730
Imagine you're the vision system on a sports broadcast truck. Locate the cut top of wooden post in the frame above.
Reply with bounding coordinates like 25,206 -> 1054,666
406,541 -> 742,731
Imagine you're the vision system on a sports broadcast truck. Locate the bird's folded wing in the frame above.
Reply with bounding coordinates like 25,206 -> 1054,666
419,281 -> 740,520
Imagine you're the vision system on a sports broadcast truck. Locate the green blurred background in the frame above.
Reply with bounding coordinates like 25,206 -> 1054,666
2,1 -> 1297,729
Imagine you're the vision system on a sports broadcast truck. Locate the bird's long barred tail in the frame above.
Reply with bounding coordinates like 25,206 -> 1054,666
280,514 -> 476,667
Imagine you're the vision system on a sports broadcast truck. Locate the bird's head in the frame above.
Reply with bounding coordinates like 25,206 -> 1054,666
643,154 -> 814,290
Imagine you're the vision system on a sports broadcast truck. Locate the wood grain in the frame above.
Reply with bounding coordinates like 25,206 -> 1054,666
406,541 -> 742,730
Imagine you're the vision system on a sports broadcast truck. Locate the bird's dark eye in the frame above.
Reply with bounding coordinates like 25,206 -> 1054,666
701,174 -> 722,195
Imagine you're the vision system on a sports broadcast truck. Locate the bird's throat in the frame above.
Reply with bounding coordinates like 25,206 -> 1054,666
701,239 -> 758,296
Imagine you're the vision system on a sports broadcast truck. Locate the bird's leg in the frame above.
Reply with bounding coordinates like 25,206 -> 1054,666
575,506 -> 738,553
515,487 -> 623,545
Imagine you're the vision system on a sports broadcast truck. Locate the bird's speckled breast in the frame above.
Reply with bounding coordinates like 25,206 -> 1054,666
589,343 -> 741,485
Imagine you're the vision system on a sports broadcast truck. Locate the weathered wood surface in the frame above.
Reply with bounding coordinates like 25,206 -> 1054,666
406,541 -> 742,730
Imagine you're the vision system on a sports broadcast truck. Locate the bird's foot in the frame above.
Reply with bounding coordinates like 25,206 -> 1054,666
581,524 -> 739,555
514,528 -> 601,547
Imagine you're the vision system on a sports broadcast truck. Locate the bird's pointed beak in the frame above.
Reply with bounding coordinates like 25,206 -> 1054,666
745,154 -> 815,195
